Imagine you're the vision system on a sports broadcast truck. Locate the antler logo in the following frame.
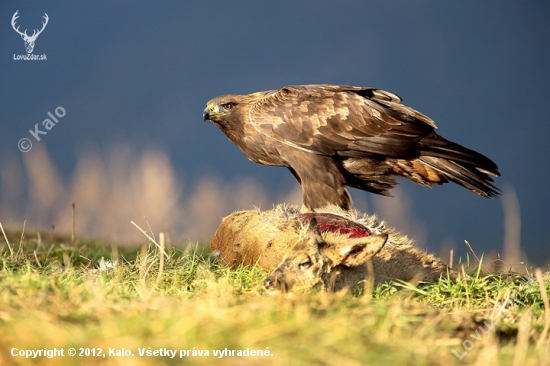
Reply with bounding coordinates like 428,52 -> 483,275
11,10 -> 49,54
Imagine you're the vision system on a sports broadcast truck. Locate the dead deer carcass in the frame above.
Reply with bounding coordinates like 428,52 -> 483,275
210,205 -> 454,293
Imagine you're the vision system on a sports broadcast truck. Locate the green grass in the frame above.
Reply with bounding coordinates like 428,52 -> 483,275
0,231 -> 549,365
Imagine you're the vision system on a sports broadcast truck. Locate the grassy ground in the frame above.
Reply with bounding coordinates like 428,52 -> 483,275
0,228 -> 549,366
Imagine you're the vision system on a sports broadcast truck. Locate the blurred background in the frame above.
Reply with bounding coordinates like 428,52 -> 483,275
1,1 -> 549,267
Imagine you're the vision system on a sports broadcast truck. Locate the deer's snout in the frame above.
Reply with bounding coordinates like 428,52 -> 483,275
263,277 -> 275,290
263,274 -> 286,294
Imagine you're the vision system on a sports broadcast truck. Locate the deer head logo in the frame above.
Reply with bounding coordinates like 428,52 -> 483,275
11,11 -> 49,54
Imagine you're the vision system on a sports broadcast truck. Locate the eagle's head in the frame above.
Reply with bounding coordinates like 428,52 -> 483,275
203,95 -> 240,124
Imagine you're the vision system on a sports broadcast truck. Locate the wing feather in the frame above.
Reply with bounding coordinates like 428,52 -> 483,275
249,85 -> 436,159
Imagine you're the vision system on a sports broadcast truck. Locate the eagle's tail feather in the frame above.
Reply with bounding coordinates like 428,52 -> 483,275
418,156 -> 501,198
417,134 -> 500,178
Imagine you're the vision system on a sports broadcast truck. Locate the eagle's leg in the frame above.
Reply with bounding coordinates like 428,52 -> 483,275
284,151 -> 352,212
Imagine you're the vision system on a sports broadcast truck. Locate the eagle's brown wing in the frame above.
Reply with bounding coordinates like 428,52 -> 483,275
249,84 -> 437,158
248,84 -> 499,198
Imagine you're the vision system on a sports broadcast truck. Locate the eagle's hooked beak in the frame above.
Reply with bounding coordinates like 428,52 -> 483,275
203,106 -> 211,121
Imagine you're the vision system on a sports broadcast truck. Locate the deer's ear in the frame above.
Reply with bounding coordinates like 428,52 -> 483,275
333,234 -> 388,267
305,218 -> 323,243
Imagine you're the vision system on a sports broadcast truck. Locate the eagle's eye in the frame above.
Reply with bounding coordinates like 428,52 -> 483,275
221,103 -> 233,111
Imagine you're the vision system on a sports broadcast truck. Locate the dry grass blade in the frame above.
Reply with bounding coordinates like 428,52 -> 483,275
45,243 -> 54,262
36,230 -> 43,250
364,258 -> 374,299
0,222 -> 14,259
79,255 -> 93,268
464,240 -> 482,265
63,252 -> 71,268
33,250 -> 42,267
145,217 -> 156,242
513,312 -> 531,366
71,202 -> 76,246
130,220 -> 168,258
17,220 -> 26,257
460,264 -> 470,307
154,232 -> 165,289
111,243 -> 119,263
535,268 -> 550,349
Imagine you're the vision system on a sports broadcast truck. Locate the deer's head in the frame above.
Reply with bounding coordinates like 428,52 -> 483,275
263,218 -> 388,294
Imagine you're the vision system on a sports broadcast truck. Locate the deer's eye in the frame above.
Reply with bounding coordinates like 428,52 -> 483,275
299,259 -> 312,270
221,103 -> 232,111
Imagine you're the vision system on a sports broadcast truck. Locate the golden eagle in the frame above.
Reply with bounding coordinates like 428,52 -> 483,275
203,84 -> 499,210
